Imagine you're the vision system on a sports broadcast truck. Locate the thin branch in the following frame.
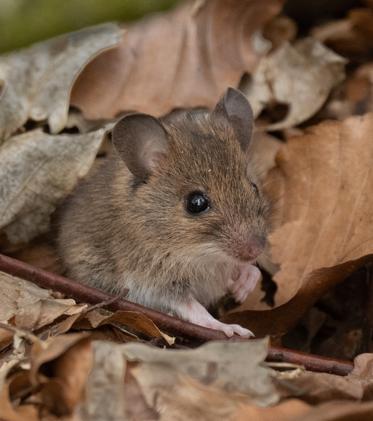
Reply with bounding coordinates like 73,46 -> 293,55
0,253 -> 354,376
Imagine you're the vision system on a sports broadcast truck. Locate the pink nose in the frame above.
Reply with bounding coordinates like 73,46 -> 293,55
236,235 -> 266,261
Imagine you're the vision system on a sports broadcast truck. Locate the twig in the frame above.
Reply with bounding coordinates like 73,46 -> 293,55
268,346 -> 353,376
0,253 -> 354,375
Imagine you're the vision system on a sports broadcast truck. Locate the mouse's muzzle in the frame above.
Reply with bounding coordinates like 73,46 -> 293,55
229,233 -> 266,262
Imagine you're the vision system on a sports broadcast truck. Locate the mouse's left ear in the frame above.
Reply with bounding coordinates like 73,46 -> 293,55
212,87 -> 254,151
112,113 -> 169,181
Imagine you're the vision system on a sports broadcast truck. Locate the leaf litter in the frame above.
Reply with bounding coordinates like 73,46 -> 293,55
1,0 -> 373,419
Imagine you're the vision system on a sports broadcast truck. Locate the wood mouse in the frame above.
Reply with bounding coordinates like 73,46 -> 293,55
57,88 -> 269,337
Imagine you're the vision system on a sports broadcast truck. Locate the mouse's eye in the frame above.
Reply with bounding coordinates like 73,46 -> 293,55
185,191 -> 210,215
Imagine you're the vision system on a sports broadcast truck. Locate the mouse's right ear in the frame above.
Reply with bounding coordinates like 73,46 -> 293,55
212,87 -> 254,151
112,113 -> 169,181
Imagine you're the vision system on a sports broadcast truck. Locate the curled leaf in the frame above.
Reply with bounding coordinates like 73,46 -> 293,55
0,128 -> 104,243
71,0 -> 284,119
0,23 -> 121,140
245,38 -> 346,129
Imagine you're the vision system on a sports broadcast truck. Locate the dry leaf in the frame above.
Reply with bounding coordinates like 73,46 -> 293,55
0,272 -> 86,348
267,113 -> 373,307
325,63 -> 373,120
0,381 -> 38,421
295,400 -> 373,421
36,337 -> 92,415
0,128 -> 104,243
275,352 -> 373,404
78,338 -> 277,419
245,38 -> 346,129
223,114 -> 373,336
75,310 -> 175,345
312,7 -> 373,60
122,339 -> 277,407
0,23 -> 121,141
235,399 -> 310,421
250,131 -> 283,181
71,0 -> 284,119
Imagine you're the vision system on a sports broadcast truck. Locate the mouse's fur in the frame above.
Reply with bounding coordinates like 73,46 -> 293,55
57,89 -> 269,319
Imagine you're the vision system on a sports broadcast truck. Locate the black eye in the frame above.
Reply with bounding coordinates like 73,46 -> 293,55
186,191 -> 210,214
251,182 -> 259,195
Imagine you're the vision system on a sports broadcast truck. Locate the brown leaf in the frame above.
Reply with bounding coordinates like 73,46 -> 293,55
0,272 -> 86,349
71,0 -> 284,119
295,401 -> 373,421
0,128 -> 104,244
312,7 -> 373,60
223,114 -> 373,336
245,38 -> 346,129
0,381 -> 38,421
0,23 -> 121,140
37,336 -> 93,415
276,354 -> 373,404
234,399 -> 310,421
268,113 -> 373,307
75,310 -> 175,345
78,338 -> 277,419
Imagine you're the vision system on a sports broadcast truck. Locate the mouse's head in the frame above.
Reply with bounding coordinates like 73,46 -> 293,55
112,88 -> 269,267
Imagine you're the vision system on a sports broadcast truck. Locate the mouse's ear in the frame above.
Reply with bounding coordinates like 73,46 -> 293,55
112,113 -> 169,181
212,87 -> 254,151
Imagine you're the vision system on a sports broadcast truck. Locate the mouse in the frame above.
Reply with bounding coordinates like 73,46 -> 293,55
57,87 -> 269,338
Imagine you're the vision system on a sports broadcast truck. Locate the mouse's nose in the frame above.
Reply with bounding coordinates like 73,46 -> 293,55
236,234 -> 266,262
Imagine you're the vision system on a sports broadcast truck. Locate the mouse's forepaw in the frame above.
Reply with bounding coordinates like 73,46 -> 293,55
228,264 -> 261,304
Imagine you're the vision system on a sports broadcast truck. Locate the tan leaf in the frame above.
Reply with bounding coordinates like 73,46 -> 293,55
312,7 -> 373,60
275,352 -> 373,404
36,336 -> 93,415
76,310 -> 175,345
268,113 -> 373,308
78,338 -> 277,419
223,114 -> 373,336
71,0 -> 284,119
0,272 -> 86,348
122,338 -> 277,407
0,128 -> 104,243
0,23 -> 121,140
245,38 -> 346,129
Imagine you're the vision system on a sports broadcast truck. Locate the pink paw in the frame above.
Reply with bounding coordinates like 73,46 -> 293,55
228,264 -> 261,304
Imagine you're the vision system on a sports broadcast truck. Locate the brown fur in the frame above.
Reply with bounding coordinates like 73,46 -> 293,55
57,107 -> 269,316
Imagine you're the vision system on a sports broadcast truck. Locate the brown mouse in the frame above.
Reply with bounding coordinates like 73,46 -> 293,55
57,88 -> 269,337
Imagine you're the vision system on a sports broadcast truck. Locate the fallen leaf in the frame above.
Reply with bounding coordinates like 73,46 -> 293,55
292,352 -> 373,403
324,63 -> 373,120
78,338 -> 277,419
244,38 -> 346,129
75,310 -> 175,345
0,381 -> 38,421
71,0 -> 284,119
0,128 -> 104,243
312,7 -> 373,61
122,338 -> 277,407
250,131 -> 283,181
295,400 -> 373,421
0,23 -> 121,140
267,113 -> 373,307
37,336 -> 92,415
262,15 -> 297,50
0,272 -> 86,349
234,399 -> 310,421
223,114 -> 373,336
7,237 -> 62,274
